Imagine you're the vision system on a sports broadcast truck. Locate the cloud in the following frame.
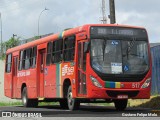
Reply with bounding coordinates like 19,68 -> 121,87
0,0 -> 160,43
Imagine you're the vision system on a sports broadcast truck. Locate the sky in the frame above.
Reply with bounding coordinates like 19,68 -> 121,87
0,0 -> 160,43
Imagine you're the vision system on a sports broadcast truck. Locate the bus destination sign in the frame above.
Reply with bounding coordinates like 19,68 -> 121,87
90,26 -> 147,38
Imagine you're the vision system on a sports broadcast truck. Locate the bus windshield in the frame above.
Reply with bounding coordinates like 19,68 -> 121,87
90,27 -> 149,75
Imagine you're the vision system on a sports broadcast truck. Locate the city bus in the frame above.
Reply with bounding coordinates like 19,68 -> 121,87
4,24 -> 151,110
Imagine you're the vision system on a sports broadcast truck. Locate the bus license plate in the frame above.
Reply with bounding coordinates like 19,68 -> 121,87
117,95 -> 128,99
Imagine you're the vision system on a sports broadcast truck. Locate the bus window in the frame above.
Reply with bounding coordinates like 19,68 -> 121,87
46,42 -> 52,65
23,48 -> 32,70
64,36 -> 75,61
78,43 -> 81,68
52,39 -> 63,63
5,54 -> 12,73
83,42 -> 87,71
32,46 -> 37,68
18,51 -> 23,71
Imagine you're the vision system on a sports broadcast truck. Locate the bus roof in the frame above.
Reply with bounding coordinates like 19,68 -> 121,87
6,24 -> 145,54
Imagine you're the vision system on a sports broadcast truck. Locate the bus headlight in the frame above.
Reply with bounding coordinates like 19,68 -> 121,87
90,76 -> 102,88
141,78 -> 151,88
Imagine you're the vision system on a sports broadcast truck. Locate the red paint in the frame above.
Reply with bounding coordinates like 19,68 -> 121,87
4,24 -> 151,101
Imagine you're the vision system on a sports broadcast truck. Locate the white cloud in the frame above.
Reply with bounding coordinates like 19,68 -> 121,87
0,0 -> 160,43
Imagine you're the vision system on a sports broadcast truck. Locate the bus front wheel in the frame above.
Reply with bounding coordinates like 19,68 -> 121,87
67,86 -> 80,110
22,87 -> 38,107
114,99 -> 128,111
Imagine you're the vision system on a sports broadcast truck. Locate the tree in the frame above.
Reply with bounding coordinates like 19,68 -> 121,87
5,37 -> 20,50
0,37 -> 20,60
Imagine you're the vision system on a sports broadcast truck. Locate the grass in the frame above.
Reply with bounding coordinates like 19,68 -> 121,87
90,103 -> 114,107
0,102 -> 22,106
136,96 -> 160,109
88,96 -> 160,110
1,96 -> 159,109
0,101 -> 59,107
127,95 -> 160,109
39,102 -> 59,106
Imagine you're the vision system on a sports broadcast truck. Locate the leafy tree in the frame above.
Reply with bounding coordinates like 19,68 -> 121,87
34,36 -> 40,40
5,37 -> 20,50
0,37 -> 20,60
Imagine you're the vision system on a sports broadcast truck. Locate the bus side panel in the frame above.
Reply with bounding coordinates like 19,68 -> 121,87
61,63 -> 75,98
16,70 -> 26,99
4,73 -> 12,98
44,65 -> 56,98
26,69 -> 37,98
16,69 -> 37,99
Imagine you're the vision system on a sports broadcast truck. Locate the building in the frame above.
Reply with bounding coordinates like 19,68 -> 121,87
150,43 -> 160,94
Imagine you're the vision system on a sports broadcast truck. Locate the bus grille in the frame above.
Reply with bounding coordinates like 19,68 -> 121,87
106,90 -> 139,98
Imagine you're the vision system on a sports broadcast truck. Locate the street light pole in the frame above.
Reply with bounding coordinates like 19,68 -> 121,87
38,7 -> 49,37
0,12 -> 2,55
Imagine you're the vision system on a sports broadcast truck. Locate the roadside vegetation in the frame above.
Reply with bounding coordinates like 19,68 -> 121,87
128,95 -> 160,109
0,102 -> 22,106
0,101 -> 59,107
135,96 -> 160,109
0,36 -> 20,60
0,96 -> 159,109
89,95 -> 160,110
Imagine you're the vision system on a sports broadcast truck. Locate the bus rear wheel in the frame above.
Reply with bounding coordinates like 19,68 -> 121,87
114,99 -> 128,111
67,86 -> 80,110
22,87 -> 38,107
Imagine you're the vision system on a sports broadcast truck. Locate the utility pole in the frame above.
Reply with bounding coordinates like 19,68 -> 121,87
13,34 -> 17,39
0,12 -> 2,56
38,7 -> 49,37
109,0 -> 116,24
101,0 -> 107,24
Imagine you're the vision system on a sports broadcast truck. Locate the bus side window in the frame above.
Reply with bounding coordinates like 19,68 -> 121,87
22,50 -> 26,69
24,48 -> 32,70
18,50 -> 23,71
52,39 -> 63,63
52,41 -> 55,63
46,42 -> 52,65
23,48 -> 32,70
83,42 -> 87,71
64,35 -> 75,61
32,46 -> 37,68
5,54 -> 12,73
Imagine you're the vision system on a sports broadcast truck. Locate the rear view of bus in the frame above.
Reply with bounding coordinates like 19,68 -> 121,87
87,25 -> 151,110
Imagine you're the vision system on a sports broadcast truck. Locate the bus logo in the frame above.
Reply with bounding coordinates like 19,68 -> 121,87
62,65 -> 74,76
17,71 -> 31,77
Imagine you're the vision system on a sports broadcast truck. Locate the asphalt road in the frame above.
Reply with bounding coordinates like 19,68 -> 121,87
0,105 -> 159,118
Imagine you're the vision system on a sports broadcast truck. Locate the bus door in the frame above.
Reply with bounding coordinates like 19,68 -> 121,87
77,41 -> 87,96
12,56 -> 18,98
38,49 -> 46,97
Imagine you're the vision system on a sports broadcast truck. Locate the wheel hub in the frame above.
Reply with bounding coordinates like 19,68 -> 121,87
68,91 -> 73,105
22,94 -> 26,105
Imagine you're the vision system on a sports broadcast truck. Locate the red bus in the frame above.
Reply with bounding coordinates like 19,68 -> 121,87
4,24 -> 151,110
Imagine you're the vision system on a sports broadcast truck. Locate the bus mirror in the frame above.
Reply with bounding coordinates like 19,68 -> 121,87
84,42 -> 90,53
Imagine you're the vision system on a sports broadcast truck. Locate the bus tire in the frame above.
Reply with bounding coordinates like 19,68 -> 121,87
22,87 -> 38,107
67,86 -> 80,111
59,99 -> 68,109
114,99 -> 128,111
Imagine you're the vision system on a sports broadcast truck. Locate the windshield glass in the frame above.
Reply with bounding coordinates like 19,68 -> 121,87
91,39 -> 149,74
